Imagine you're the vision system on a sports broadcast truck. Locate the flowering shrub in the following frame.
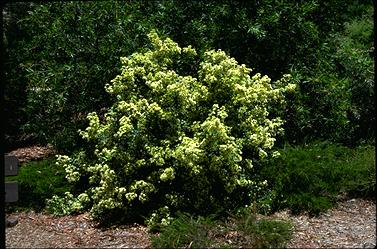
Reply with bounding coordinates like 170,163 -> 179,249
53,31 -> 295,225
46,192 -> 86,216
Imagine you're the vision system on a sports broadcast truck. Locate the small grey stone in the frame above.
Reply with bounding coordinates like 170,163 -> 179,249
363,242 -> 376,248
6,216 -> 19,227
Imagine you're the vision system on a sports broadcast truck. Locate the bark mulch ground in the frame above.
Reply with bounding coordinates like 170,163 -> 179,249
6,198 -> 375,248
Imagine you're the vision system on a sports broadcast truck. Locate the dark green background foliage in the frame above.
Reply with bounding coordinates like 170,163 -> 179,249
284,6 -> 374,145
4,0 -> 374,152
3,3 -> 34,150
135,0 -> 368,80
4,1 -> 153,152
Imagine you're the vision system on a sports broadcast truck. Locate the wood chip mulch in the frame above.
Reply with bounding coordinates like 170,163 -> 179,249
6,198 -> 375,248
6,144 -> 56,163
268,198 -> 376,248
6,212 -> 152,248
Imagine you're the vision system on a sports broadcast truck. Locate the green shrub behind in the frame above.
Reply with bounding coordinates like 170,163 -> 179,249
6,1 -> 153,152
284,6 -> 374,145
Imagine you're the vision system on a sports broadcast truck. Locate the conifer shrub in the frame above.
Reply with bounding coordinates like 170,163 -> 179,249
50,31 -> 295,225
258,142 -> 376,215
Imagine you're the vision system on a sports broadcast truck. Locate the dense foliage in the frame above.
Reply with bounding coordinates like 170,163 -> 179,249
50,32 -> 295,224
284,6 -> 374,145
3,2 -> 34,149
3,0 -> 374,230
4,1 -> 153,152
4,1 -> 374,151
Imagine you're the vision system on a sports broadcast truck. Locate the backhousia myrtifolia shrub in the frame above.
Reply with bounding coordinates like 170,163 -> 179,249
48,31 -> 295,226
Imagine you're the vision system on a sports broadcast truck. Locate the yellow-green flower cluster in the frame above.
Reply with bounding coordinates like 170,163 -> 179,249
46,192 -> 84,216
145,206 -> 174,228
56,155 -> 80,183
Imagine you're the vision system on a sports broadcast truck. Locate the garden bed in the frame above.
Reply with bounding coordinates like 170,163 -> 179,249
6,198 -> 375,248
5,145 -> 376,248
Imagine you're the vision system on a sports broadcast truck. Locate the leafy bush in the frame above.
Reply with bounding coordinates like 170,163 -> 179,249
52,31 -> 295,225
284,68 -> 353,144
284,5 -> 374,145
46,192 -> 86,216
333,7 -> 374,143
259,142 -> 376,215
144,0 -> 366,81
